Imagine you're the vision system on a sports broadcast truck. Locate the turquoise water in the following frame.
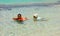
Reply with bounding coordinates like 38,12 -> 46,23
0,0 -> 59,4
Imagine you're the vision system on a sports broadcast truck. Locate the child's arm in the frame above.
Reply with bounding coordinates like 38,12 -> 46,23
13,18 -> 18,20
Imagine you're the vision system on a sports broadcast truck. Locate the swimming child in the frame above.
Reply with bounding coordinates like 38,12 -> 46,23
33,13 -> 48,21
13,14 -> 28,21
33,13 -> 43,21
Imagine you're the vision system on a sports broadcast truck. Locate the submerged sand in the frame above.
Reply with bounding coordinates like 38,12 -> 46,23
0,5 -> 60,36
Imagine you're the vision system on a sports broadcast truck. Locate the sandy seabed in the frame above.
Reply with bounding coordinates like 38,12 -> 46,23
0,5 -> 60,36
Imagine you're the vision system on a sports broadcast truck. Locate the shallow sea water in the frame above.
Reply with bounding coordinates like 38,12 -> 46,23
0,5 -> 60,36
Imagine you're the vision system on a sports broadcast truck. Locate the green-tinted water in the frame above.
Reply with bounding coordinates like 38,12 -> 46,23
0,0 -> 58,4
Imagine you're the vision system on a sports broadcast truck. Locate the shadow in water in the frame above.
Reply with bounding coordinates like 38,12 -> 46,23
15,20 -> 24,24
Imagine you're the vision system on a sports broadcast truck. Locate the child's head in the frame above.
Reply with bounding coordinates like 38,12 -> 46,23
17,14 -> 22,18
33,16 -> 37,18
33,13 -> 38,17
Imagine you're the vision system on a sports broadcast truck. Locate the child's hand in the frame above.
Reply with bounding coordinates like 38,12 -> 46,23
25,17 -> 29,20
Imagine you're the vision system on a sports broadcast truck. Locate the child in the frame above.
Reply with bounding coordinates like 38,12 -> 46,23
33,13 -> 42,21
33,13 -> 48,21
13,14 -> 28,21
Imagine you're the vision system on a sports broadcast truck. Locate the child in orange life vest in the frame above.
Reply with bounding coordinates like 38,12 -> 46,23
13,14 -> 28,21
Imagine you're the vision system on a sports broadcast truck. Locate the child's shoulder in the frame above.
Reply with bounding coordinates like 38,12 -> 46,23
37,17 -> 42,20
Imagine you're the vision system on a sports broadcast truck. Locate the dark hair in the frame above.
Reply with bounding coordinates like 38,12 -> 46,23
18,14 -> 21,17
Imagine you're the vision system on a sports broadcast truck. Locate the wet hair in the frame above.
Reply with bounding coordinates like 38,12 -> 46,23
18,14 -> 21,17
